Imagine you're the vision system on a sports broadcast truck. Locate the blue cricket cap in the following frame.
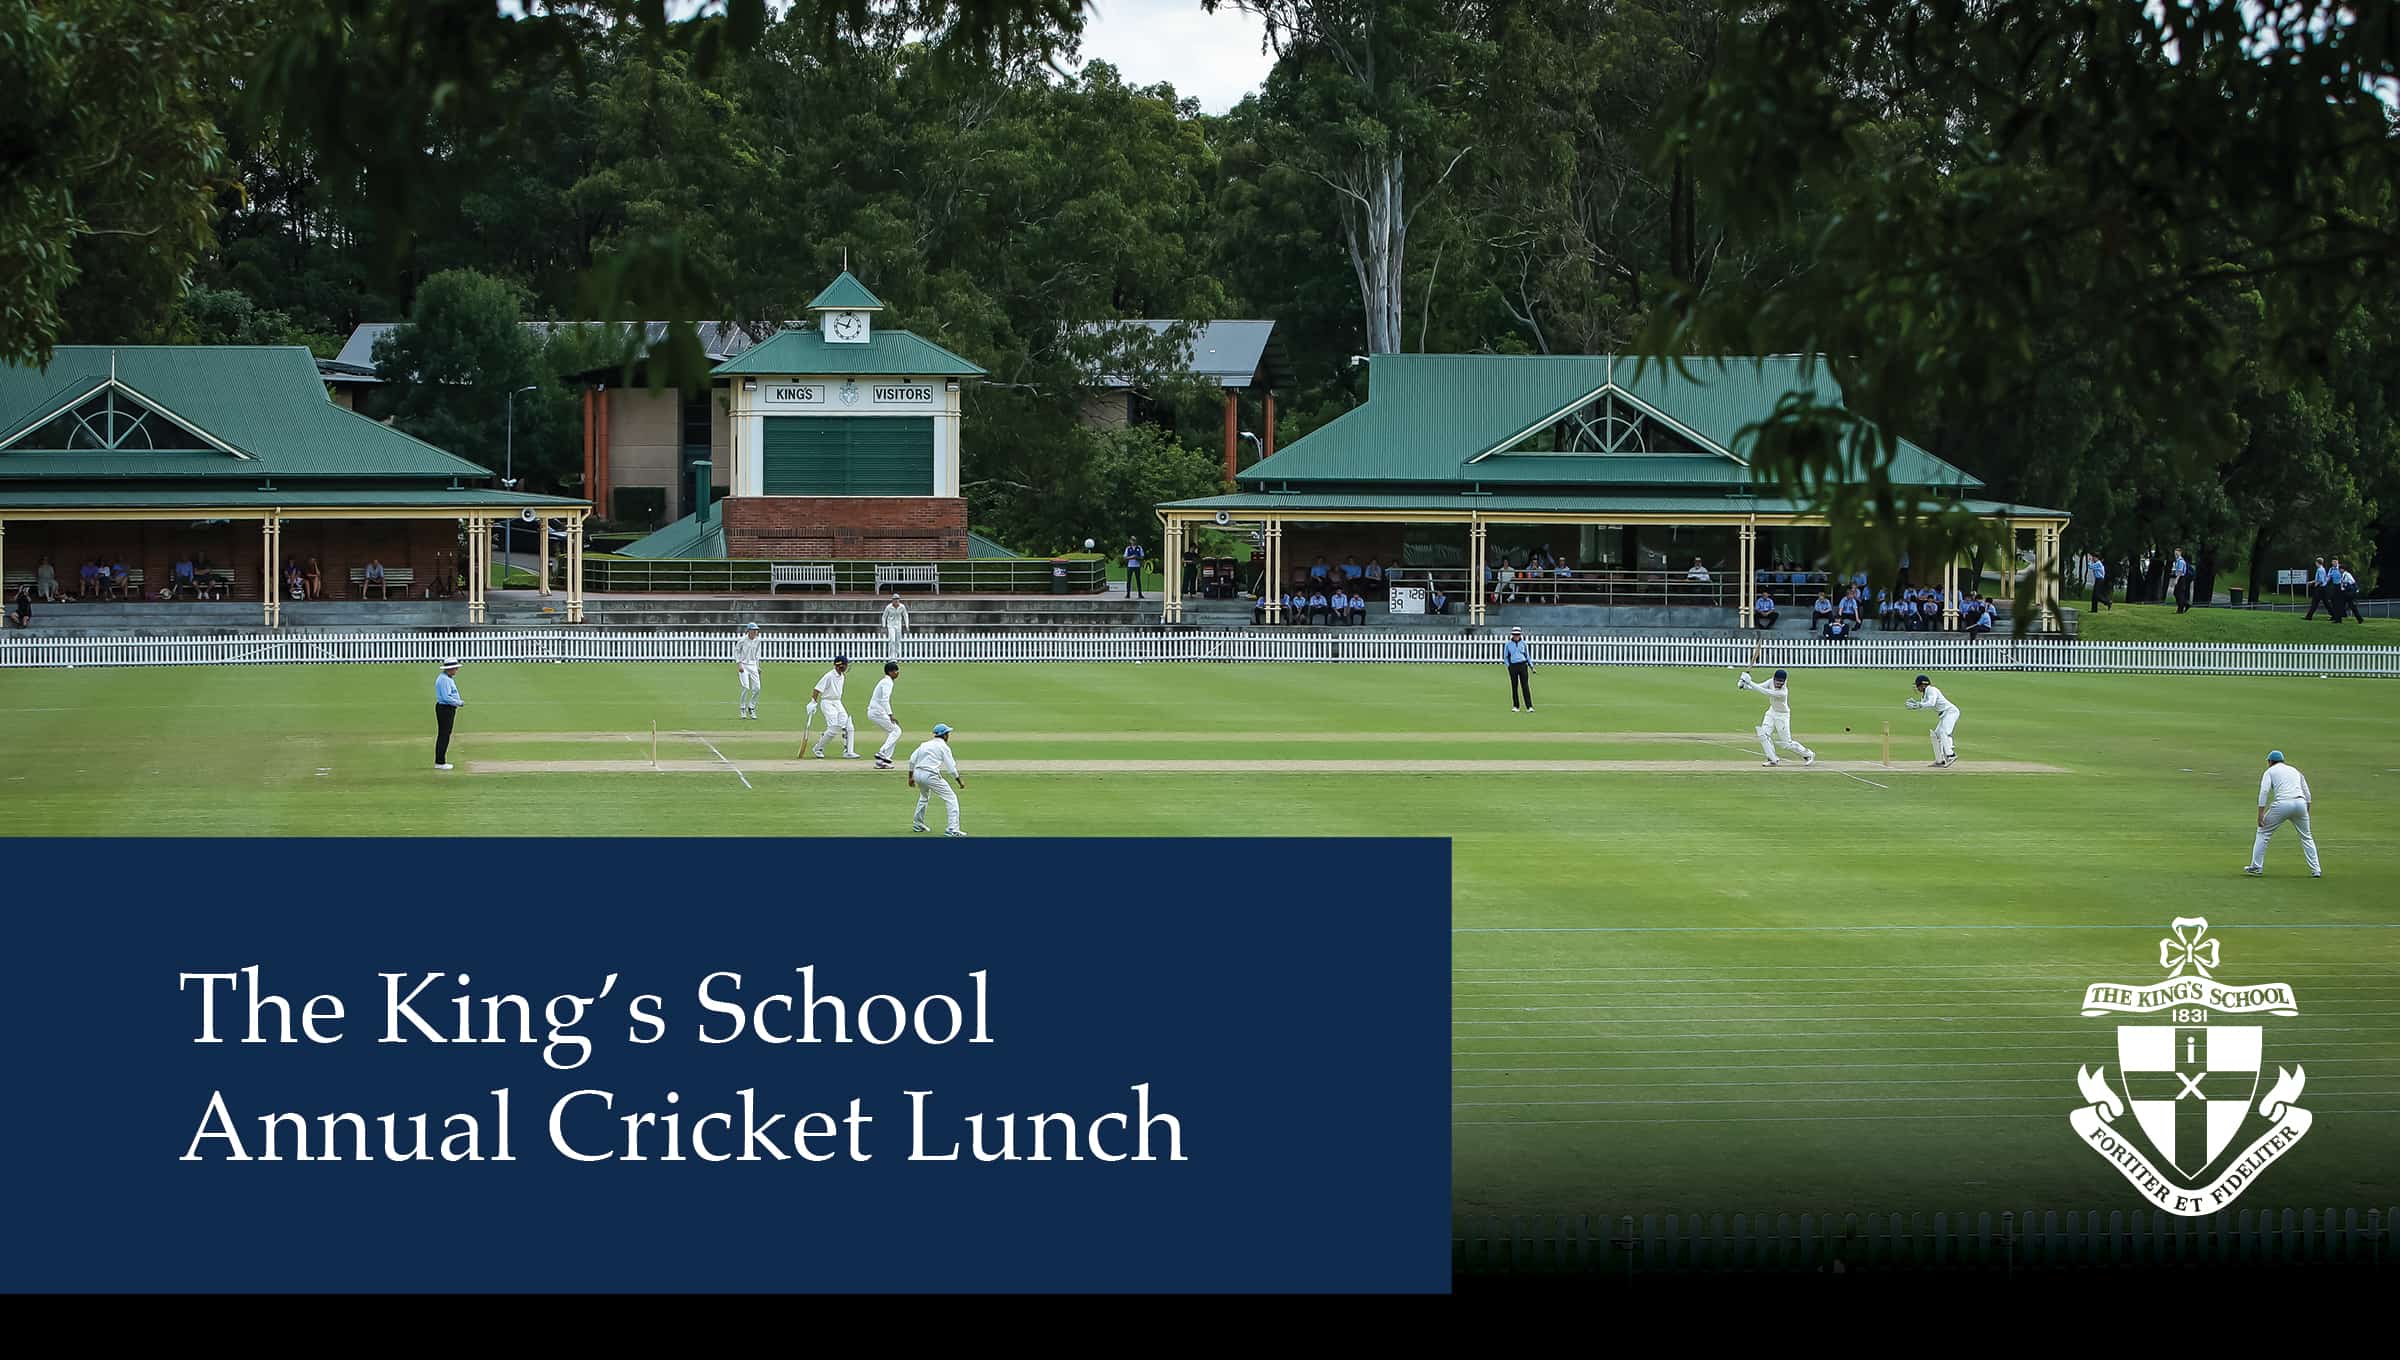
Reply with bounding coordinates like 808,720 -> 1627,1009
933,723 -> 953,737
1772,668 -> 1788,682
2268,750 -> 2285,764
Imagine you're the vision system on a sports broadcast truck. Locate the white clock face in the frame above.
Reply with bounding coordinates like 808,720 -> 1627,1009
830,312 -> 866,342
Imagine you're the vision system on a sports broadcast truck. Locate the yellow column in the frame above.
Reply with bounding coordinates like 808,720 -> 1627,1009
260,516 -> 277,627
567,513 -> 586,624
1943,555 -> 1959,629
1468,516 -> 1487,626
467,517 -> 487,624
1738,521 -> 1755,627
539,516 -> 553,598
1152,518 -> 1171,623
1263,518 -> 1283,623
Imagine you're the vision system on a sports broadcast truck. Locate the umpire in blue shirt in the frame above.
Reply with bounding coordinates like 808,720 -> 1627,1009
1504,626 -> 1534,712
434,658 -> 464,770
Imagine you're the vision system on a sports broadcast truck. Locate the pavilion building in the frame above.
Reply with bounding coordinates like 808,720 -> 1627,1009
0,346 -> 586,625
1155,354 -> 2071,628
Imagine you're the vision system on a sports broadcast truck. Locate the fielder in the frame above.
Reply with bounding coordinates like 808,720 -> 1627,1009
733,621 -> 763,720
810,655 -> 860,759
1736,668 -> 1815,767
2246,750 -> 2321,878
868,661 -> 903,768
881,593 -> 909,660
907,723 -> 967,836
1905,674 -> 1960,767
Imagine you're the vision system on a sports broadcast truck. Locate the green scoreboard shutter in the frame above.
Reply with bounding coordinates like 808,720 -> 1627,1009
762,416 -> 934,495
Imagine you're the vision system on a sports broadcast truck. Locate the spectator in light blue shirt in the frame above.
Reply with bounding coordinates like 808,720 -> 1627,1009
2304,557 -> 2328,619
1329,587 -> 1351,622
433,659 -> 464,769
1309,556 -> 1331,582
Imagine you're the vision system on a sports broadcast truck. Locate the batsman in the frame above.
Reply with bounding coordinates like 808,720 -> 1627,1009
1736,667 -> 1816,768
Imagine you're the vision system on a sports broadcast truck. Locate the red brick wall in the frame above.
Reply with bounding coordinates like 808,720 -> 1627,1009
8,519 -> 462,600
722,497 -> 968,560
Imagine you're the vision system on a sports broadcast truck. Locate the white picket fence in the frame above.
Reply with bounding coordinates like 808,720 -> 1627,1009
3,628 -> 2398,676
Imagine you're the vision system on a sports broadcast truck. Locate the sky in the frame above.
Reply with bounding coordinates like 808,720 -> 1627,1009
508,1 -> 1278,114
1074,0 -> 1276,113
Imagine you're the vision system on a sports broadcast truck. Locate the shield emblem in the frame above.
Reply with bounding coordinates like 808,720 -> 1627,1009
2115,1025 -> 2262,1176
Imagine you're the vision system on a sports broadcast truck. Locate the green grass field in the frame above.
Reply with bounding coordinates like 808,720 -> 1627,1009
2078,602 -> 2398,643
4,657 -> 2394,1218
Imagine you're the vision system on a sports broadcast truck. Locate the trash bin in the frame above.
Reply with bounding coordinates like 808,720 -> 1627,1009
2228,588 -> 2246,607
1050,559 -> 1070,595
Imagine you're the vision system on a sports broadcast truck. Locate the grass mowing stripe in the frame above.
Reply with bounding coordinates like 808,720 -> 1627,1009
8,660 -> 2393,1214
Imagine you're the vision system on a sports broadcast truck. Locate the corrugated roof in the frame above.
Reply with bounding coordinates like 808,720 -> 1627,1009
1237,355 -> 1979,491
0,348 -> 499,480
1079,319 -> 1290,390
1162,491 -> 2068,519
336,320 -> 770,371
616,508 -> 728,559
806,272 -> 886,312
0,487 -> 584,510
713,328 -> 985,377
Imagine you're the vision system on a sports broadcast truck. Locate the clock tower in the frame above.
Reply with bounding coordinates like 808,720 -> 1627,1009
714,269 -> 986,562
806,270 -> 884,344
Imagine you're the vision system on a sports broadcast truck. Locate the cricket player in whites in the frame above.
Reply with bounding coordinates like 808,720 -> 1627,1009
1737,668 -> 1815,767
2246,750 -> 2321,877
1906,674 -> 1960,767
734,622 -> 763,719
881,593 -> 909,660
810,655 -> 860,759
868,661 -> 903,768
908,723 -> 967,836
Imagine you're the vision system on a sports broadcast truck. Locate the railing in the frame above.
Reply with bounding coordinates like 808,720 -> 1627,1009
1287,568 -> 1954,612
581,556 -> 1107,594
1455,1206 -> 2393,1274
6,628 -> 2399,675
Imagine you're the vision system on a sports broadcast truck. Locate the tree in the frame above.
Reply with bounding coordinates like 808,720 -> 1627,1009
0,0 -> 238,363
372,269 -> 554,483
1017,423 -> 1226,554
1464,0 -> 1769,356
1644,0 -> 2400,616
1212,1 -> 1490,354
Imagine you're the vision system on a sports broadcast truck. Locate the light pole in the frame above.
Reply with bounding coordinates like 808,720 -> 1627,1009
1240,430 -> 1263,469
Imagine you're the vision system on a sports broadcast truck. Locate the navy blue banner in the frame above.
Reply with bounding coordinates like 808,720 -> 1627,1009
0,838 -> 1450,1293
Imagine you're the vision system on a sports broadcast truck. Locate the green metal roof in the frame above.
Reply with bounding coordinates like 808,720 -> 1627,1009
806,272 -> 887,312
712,328 -> 985,378
1163,491 -> 2069,519
967,530 -> 1018,559
616,508 -> 728,559
0,347 -> 499,481
1238,355 -> 1979,492
0,487 -> 584,511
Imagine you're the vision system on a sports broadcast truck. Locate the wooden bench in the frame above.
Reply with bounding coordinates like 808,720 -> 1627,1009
349,566 -> 417,599
874,563 -> 943,594
771,564 -> 838,593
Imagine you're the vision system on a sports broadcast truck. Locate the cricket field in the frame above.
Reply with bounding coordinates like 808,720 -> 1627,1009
5,658 -> 2394,1217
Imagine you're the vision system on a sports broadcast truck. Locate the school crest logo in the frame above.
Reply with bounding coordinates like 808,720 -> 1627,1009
2070,917 -> 2311,1215
838,380 -> 862,407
